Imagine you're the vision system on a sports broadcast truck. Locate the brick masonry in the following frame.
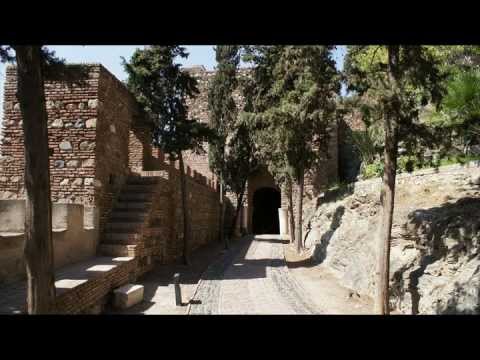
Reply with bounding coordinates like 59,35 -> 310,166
0,63 -> 222,273
183,66 -> 339,234
0,62 -> 340,277
0,62 -> 342,313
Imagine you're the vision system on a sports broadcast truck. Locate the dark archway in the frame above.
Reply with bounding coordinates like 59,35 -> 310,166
252,187 -> 281,234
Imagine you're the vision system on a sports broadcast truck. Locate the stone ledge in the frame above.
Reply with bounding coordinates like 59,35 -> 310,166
0,256 -> 136,314
113,283 -> 144,309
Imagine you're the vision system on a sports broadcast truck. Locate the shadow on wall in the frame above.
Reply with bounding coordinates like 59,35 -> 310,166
288,206 -> 346,270
312,205 -> 346,264
436,282 -> 480,314
0,200 -> 98,284
391,196 -> 480,314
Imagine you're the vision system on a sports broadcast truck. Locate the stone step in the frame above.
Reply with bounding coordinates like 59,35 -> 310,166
124,184 -> 157,193
115,201 -> 151,210
106,222 -> 144,231
109,211 -> 148,222
118,192 -> 153,202
104,232 -> 141,244
98,244 -> 135,257
113,284 -> 144,309
126,177 -> 161,185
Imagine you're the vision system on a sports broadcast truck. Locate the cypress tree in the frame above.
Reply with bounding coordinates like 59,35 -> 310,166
123,46 -> 213,265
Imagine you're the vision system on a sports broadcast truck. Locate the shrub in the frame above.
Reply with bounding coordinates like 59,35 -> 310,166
361,159 -> 384,179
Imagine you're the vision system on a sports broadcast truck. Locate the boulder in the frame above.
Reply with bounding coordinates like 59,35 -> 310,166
303,163 -> 480,314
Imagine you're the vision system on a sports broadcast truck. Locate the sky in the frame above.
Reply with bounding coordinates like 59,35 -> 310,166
0,45 -> 346,124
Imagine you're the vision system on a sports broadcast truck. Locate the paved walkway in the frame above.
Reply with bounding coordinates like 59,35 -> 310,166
107,239 -> 230,314
189,235 -> 319,314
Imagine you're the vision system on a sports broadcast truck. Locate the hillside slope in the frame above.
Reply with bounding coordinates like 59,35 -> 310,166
302,161 -> 480,314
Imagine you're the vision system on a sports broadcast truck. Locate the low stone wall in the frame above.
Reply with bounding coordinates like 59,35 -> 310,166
0,200 -> 98,284
138,160 -> 220,265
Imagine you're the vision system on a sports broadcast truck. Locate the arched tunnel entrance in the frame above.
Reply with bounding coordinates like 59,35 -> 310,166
252,187 -> 281,235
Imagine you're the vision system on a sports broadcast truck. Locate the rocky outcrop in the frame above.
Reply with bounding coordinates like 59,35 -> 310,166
302,161 -> 480,314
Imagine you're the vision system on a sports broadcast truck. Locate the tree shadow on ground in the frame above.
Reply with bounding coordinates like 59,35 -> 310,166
253,237 -> 289,245
391,196 -> 480,314
105,239 -> 236,314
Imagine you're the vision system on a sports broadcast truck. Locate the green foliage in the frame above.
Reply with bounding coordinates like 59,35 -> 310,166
360,153 -> 480,180
350,127 -> 383,164
207,46 -> 257,197
421,69 -> 480,152
122,46 -> 213,159
222,118 -> 257,195
433,153 -> 480,167
345,46 -> 447,160
361,159 -> 384,179
243,46 -> 341,186
208,45 -> 240,176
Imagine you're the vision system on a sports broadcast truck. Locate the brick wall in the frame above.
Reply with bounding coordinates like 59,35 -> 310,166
153,159 -> 220,263
0,65 -> 100,204
95,67 -> 137,233
0,64 -> 141,238
183,66 -> 339,235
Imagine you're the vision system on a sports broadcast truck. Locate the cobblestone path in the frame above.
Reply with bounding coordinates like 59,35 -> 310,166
188,235 -> 319,314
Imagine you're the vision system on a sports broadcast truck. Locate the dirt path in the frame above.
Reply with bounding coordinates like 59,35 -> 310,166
285,246 -> 374,314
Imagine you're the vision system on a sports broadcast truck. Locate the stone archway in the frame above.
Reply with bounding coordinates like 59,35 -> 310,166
252,187 -> 281,234
246,166 -> 281,234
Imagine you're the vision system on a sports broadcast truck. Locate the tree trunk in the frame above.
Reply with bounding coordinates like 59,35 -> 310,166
178,152 -> 191,265
14,46 -> 56,314
374,45 -> 400,315
219,174 -> 228,249
228,178 -> 247,239
295,170 -> 305,254
287,178 -> 295,245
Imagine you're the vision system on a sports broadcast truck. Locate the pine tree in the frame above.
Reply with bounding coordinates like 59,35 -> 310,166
244,46 -> 340,252
208,46 -> 257,243
345,45 -> 445,314
208,45 -> 239,247
123,46 -> 213,265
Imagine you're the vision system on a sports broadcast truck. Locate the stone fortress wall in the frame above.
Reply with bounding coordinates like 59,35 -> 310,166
0,63 -> 341,284
0,64 -> 220,283
183,65 -> 339,235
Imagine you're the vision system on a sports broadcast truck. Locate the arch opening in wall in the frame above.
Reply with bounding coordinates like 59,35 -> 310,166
252,187 -> 281,235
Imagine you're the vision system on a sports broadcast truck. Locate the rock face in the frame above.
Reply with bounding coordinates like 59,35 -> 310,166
303,162 -> 480,314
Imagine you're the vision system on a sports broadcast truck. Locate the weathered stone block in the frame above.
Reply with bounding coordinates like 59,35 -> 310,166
79,141 -> 92,151
51,118 -> 64,128
88,99 -> 98,109
82,159 -> 94,167
84,178 -> 94,186
72,178 -> 83,186
113,284 -> 144,309
59,141 -> 72,151
66,160 -> 80,168
74,119 -> 84,128
86,118 -> 97,128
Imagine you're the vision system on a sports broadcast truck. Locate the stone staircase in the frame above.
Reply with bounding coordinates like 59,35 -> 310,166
99,175 -> 165,277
